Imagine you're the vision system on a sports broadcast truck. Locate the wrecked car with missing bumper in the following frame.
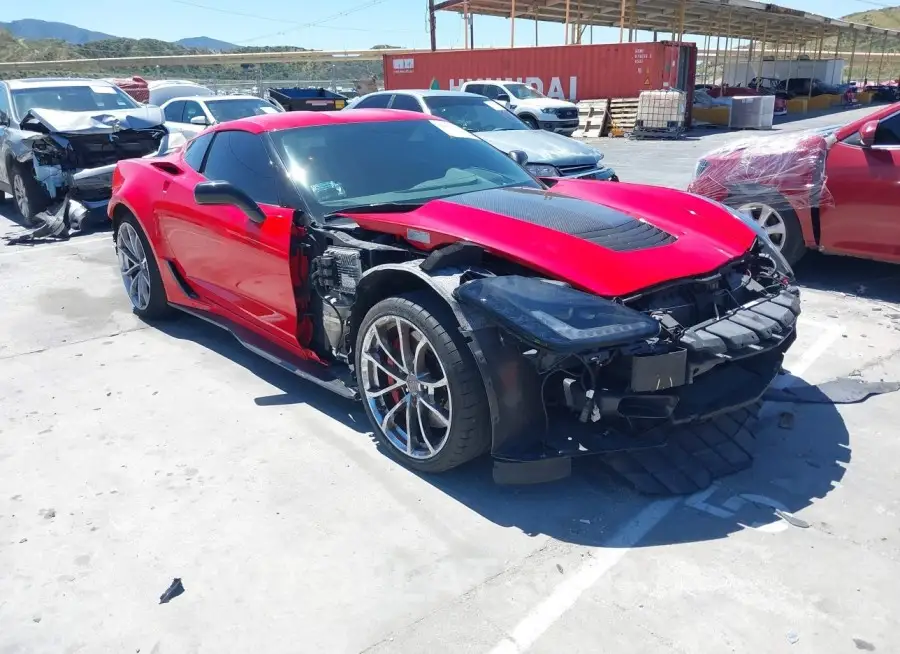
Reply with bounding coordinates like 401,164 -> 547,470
0,78 -> 169,237
107,110 -> 800,494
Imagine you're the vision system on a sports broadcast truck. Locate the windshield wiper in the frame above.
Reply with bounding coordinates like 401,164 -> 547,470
324,202 -> 423,218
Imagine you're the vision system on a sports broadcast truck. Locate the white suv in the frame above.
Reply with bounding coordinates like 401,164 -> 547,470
460,80 -> 579,136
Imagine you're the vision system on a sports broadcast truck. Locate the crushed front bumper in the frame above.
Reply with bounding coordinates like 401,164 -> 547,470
464,288 -> 800,487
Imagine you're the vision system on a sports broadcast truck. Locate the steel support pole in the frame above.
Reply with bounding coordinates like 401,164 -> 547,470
755,22 -> 767,89
848,30 -> 858,84
565,0 -> 571,44
876,32 -> 889,84
510,0 -> 516,46
618,0 -> 626,43
712,32 -> 721,86
429,0 -> 437,51
862,34 -> 873,85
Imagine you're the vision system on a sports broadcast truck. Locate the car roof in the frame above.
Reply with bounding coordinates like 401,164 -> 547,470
6,77 -> 116,90
363,89 -> 487,99
211,108 -> 437,134
464,80 -> 522,85
162,94 -> 261,104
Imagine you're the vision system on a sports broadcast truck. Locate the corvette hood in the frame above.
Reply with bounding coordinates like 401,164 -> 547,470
345,181 -> 757,297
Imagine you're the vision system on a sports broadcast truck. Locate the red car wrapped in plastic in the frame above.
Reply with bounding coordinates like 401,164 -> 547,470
107,109 -> 800,492
689,102 -> 900,265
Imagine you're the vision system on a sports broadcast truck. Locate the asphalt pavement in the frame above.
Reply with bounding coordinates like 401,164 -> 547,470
2,104 -> 900,654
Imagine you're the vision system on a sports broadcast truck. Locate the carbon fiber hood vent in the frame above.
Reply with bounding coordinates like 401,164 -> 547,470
443,187 -> 676,253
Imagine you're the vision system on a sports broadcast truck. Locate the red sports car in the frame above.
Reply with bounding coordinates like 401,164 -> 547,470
688,102 -> 900,266
108,109 -> 800,491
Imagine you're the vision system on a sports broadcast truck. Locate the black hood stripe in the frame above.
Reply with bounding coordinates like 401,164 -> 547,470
443,187 -> 675,252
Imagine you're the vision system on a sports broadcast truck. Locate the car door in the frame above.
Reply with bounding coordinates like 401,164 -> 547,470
163,99 -> 190,135
157,129 -> 299,345
179,100 -> 210,138
820,110 -> 900,262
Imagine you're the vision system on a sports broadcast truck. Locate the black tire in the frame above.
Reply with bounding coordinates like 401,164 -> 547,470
116,212 -> 175,321
520,115 -> 540,130
10,162 -> 50,226
726,189 -> 806,267
355,291 -> 491,473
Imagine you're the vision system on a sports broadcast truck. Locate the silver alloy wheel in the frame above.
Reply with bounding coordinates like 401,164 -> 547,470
737,202 -> 788,250
116,222 -> 152,311
12,172 -> 29,218
360,315 -> 452,460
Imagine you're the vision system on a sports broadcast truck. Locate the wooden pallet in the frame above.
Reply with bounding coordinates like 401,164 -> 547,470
605,97 -> 639,137
572,99 -> 609,138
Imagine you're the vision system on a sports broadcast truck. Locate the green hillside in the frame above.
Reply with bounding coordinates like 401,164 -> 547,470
0,28 -> 389,86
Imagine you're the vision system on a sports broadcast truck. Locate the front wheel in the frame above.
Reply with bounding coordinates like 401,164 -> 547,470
11,164 -> 50,225
729,192 -> 806,267
520,115 -> 540,130
355,292 -> 491,473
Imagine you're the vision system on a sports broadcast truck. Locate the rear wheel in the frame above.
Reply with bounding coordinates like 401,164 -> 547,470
116,213 -> 175,321
355,292 -> 491,473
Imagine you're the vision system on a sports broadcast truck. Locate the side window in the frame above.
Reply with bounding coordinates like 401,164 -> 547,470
182,131 -> 214,172
201,130 -> 280,205
874,113 -> 900,146
355,94 -> 391,109
464,84 -> 484,96
182,101 -> 205,124
164,100 -> 186,122
390,94 -> 423,112
481,85 -> 503,100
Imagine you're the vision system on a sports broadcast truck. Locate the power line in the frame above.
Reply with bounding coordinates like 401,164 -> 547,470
237,0 -> 392,43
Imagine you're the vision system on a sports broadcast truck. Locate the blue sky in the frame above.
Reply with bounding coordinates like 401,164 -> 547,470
5,0 -> 891,50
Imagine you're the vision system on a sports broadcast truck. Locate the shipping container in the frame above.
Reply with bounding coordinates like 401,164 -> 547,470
382,41 -> 696,115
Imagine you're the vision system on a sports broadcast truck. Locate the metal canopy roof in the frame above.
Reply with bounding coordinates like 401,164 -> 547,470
437,0 -> 900,46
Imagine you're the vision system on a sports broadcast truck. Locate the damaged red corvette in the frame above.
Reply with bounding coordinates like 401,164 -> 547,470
108,110 -> 800,492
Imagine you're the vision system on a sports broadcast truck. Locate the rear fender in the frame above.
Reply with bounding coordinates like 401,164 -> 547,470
352,262 -> 544,459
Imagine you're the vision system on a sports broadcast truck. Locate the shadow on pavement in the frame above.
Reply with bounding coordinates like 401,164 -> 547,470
794,252 -> 900,305
153,314 -> 851,550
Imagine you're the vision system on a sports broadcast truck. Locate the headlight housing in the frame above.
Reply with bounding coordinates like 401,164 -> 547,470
453,275 -> 660,354
526,163 -> 561,177
720,202 -> 794,278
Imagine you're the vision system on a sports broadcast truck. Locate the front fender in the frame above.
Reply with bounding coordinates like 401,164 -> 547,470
353,262 -> 545,461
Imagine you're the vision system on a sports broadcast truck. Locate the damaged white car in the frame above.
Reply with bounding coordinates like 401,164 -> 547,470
0,78 -> 182,239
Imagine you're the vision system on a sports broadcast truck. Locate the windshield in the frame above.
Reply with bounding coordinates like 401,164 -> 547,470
206,98 -> 282,122
270,118 -> 540,216
506,83 -> 545,100
423,96 -> 527,132
11,84 -> 139,119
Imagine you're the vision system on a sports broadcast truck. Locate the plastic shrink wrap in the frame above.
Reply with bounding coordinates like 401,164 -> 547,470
687,127 -> 836,214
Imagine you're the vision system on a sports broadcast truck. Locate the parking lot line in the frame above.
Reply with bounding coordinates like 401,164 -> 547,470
483,318 -> 841,654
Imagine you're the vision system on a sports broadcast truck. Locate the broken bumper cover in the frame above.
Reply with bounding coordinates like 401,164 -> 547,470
457,282 -> 799,471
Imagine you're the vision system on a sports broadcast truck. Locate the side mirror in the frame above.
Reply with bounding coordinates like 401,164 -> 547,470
194,180 -> 266,224
508,150 -> 528,166
0,111 -> 10,127
859,120 -> 878,148
190,115 -> 210,126
496,93 -> 511,103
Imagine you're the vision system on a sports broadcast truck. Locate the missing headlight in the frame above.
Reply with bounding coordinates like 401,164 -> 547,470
453,275 -> 660,353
